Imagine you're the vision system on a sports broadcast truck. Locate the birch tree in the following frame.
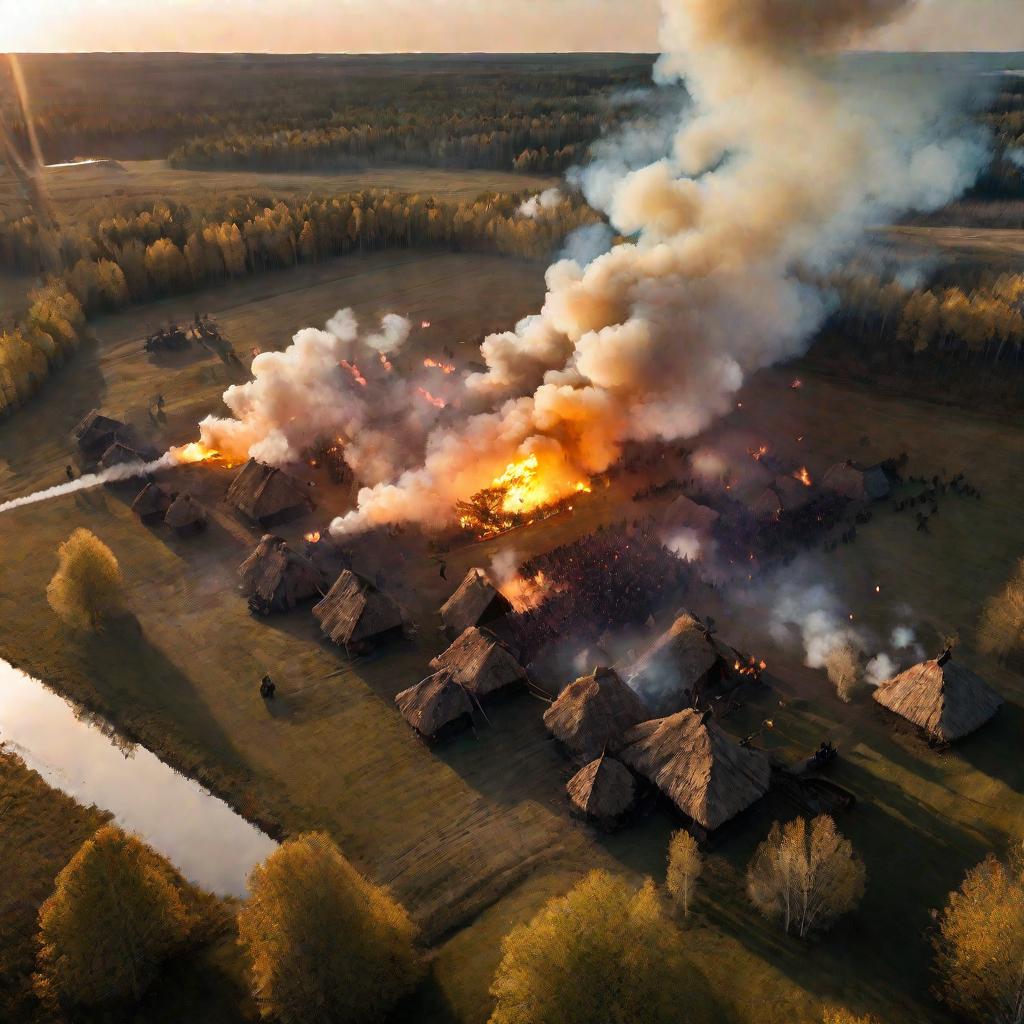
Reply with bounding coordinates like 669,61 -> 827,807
666,830 -> 703,919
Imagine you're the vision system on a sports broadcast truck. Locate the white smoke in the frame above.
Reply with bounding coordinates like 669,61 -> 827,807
664,526 -> 701,563
489,547 -> 521,585
518,188 -> 563,219
557,223 -> 615,267
328,0 -> 987,537
865,652 -> 897,686
1007,148 -> 1024,171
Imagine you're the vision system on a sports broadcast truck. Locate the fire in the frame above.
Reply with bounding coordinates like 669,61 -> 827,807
791,378 -> 803,389
423,357 -> 455,374
420,320 -> 431,329
733,655 -> 768,679
500,571 -> 555,612
379,353 -> 393,372
793,466 -> 813,487
416,386 -> 446,409
304,531 -> 321,543
492,454 -> 550,513
749,444 -> 768,462
339,359 -> 367,387
171,441 -> 220,464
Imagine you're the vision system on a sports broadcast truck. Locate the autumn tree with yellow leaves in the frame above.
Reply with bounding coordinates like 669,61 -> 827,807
666,829 -> 703,918
34,826 -> 196,1008
237,832 -> 419,1024
747,815 -> 865,939
46,528 -> 123,632
934,844 -> 1024,1024
489,870 -> 694,1024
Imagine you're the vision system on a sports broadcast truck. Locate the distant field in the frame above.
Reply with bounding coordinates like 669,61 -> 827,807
1,248 -> 1024,1023
878,223 -> 1024,268
0,160 -> 560,220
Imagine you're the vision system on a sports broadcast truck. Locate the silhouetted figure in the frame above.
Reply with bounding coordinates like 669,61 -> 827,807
259,674 -> 276,699
439,560 -> 447,581
64,464 -> 75,482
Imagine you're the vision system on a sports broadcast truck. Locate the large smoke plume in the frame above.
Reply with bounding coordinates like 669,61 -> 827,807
192,0 -> 987,538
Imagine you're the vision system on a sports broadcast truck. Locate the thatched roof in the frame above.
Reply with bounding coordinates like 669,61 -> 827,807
72,410 -> 125,456
625,613 -> 721,716
131,482 -> 173,521
823,461 -> 890,501
872,655 -> 1003,742
239,534 -> 323,613
543,667 -> 650,762
429,626 -> 527,697
394,671 -> 474,738
98,442 -> 143,470
313,569 -> 404,647
226,458 -> 312,522
164,492 -> 207,531
439,568 -> 512,636
566,754 -> 637,825
618,709 -> 771,831
662,494 -> 720,533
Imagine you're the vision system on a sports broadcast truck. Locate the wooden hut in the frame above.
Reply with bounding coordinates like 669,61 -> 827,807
98,442 -> 143,471
823,461 -> 890,501
131,483 -> 174,524
429,626 -> 527,698
872,651 -> 1002,743
312,569 -> 405,653
238,534 -> 324,615
543,667 -> 649,763
394,671 -> 474,741
618,709 -> 771,831
72,410 -> 126,460
164,493 -> 207,537
226,458 -> 313,525
625,613 -> 724,716
566,754 -> 637,830
439,567 -> 512,638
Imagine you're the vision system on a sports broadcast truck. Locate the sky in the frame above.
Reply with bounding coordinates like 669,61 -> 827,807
1,0 -> 1022,54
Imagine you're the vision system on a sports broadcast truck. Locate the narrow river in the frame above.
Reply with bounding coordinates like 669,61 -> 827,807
0,658 -> 277,897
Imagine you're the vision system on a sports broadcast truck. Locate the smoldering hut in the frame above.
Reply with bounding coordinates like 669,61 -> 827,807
439,567 -> 512,638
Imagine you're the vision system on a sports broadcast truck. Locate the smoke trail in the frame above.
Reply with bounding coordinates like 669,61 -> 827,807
0,445 -> 211,514
322,0 -> 986,536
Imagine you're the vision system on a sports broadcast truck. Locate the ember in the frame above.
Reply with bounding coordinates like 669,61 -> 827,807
749,445 -> 768,462
304,531 -> 321,543
420,320 -> 431,329
416,387 -> 446,409
733,655 -> 767,679
423,357 -> 455,374
379,353 -> 393,372
791,378 -> 803,389
793,466 -> 813,487
339,359 -> 367,387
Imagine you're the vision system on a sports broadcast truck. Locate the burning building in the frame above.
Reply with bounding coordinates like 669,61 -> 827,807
624,613 -> 727,716
226,458 -> 314,526
238,534 -> 324,615
439,567 -> 513,638
565,753 -> 638,831
872,650 -> 1003,744
428,626 -> 527,699
394,670 -> 474,742
543,667 -> 649,764
312,569 -> 405,654
617,709 -> 771,833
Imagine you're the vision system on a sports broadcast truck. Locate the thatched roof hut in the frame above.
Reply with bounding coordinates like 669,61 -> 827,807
872,652 -> 1003,742
226,458 -> 312,525
625,613 -> 723,716
394,671 -> 474,740
823,461 -> 890,501
439,567 -> 512,637
429,626 -> 527,697
131,482 -> 174,524
618,709 -> 771,831
662,494 -> 720,534
239,534 -> 324,614
98,442 -> 143,470
164,493 -> 207,536
543,667 -> 650,762
72,410 -> 125,459
313,569 -> 405,651
566,754 -> 637,829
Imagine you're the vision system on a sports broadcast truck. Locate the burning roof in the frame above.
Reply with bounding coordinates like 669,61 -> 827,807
617,710 -> 771,831
439,567 -> 512,638
872,653 -> 1002,743
226,458 -> 313,525
313,569 -> 405,650
543,667 -> 649,763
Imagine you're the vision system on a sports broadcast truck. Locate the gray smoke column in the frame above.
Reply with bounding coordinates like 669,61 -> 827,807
329,0 -> 986,536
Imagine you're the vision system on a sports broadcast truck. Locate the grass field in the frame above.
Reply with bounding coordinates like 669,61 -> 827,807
1,248 -> 1024,1023
0,160 -> 560,220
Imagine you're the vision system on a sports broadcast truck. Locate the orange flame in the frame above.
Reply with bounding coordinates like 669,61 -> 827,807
416,387 -> 446,409
379,353 -> 393,372
423,357 -> 455,374
339,359 -> 367,387
304,531 -> 321,543
749,445 -> 768,462
500,571 -> 552,612
171,441 -> 220,464
793,466 -> 813,487
420,320 -> 431,329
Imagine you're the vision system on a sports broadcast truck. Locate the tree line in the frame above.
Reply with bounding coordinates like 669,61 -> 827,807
0,188 -> 600,417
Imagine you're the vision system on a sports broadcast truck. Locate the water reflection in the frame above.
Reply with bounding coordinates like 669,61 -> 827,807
0,658 -> 277,896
